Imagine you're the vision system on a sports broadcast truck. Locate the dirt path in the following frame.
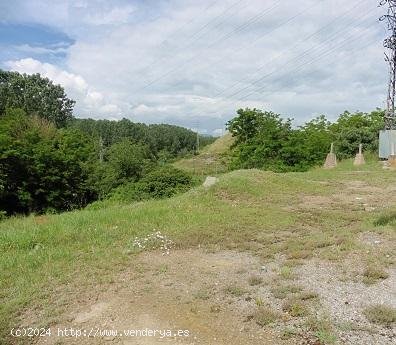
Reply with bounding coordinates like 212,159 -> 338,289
33,250 -> 288,345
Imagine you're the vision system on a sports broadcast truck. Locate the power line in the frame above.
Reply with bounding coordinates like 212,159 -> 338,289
210,0 -> 371,99
224,6 -> 377,101
238,21 -> 380,101
141,0 -> 246,75
136,0 -> 284,92
194,16 -> 380,118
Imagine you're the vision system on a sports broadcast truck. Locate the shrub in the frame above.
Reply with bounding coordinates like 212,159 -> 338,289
110,166 -> 193,202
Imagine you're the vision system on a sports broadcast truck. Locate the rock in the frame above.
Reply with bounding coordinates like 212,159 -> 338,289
203,176 -> 219,188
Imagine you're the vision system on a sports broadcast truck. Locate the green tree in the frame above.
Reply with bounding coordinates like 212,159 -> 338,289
227,109 -> 292,170
0,109 -> 96,215
0,70 -> 74,127
90,139 -> 154,198
330,110 -> 384,159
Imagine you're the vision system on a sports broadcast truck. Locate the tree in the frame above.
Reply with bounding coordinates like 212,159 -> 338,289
227,109 -> 292,170
226,108 -> 383,172
330,110 -> 384,159
0,109 -> 96,215
89,139 -> 155,198
0,70 -> 75,127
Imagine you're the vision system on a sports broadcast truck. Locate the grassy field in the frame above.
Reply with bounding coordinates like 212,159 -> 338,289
0,157 -> 395,343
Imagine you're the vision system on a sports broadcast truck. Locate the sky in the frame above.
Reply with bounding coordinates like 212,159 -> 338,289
0,0 -> 389,135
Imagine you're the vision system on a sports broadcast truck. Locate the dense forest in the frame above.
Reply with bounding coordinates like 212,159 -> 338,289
227,108 -> 384,172
0,70 -> 213,216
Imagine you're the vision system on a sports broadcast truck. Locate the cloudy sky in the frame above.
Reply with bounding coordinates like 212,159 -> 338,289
0,0 -> 388,135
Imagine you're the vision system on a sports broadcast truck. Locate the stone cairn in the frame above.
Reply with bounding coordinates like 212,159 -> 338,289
353,144 -> 365,166
323,143 -> 337,169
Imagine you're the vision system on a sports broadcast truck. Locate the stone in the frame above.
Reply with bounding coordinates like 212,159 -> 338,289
203,176 -> 219,188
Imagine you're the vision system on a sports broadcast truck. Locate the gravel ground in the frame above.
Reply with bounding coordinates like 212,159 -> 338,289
295,259 -> 396,345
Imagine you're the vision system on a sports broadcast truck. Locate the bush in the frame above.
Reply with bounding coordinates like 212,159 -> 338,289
110,166 -> 193,202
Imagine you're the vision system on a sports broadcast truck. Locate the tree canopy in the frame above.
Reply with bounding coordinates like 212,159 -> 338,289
0,70 -> 75,127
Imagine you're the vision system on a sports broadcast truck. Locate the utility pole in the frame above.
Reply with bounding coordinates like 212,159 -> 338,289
99,136 -> 104,163
380,0 -> 396,130
194,120 -> 200,154
379,1 -> 396,159
196,131 -> 200,154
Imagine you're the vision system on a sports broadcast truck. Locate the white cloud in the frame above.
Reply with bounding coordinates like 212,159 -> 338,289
1,0 -> 389,134
6,58 -> 120,117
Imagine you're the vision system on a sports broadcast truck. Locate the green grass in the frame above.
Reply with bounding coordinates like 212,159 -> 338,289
306,315 -> 337,344
0,159 -> 395,342
374,211 -> 396,226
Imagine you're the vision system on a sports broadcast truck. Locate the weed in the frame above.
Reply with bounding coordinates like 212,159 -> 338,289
255,297 -> 264,306
298,291 -> 319,301
1,162 -> 395,342
282,299 -> 309,317
374,211 -> 396,226
254,306 -> 282,326
270,285 -> 302,299
156,264 -> 168,274
363,305 -> 396,327
362,266 -> 389,285
193,290 -> 210,300
210,304 -> 221,313
280,327 -> 298,339
248,275 -> 263,286
287,249 -> 312,260
279,266 -> 294,280
316,330 -> 337,344
224,285 -> 247,297
306,315 -> 337,344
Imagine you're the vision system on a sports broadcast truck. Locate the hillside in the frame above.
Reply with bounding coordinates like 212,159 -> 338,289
1,159 -> 395,344
173,132 -> 235,175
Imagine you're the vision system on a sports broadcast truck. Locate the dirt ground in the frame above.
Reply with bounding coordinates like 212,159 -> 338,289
30,250 -> 289,345
23,247 -> 395,345
17,176 -> 396,345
